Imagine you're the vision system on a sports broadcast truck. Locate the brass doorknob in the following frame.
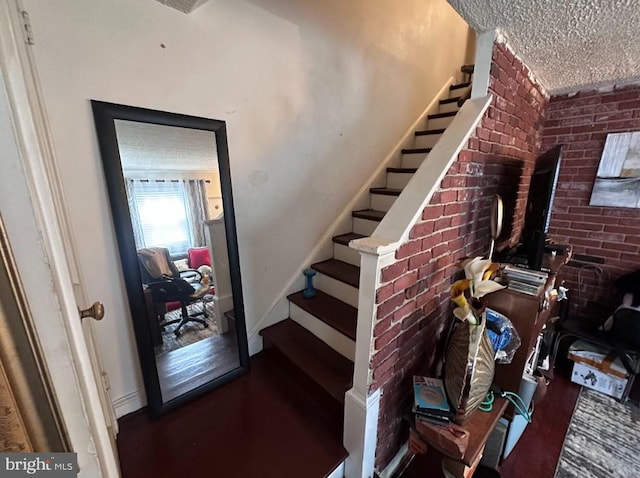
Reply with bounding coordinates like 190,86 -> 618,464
79,302 -> 105,321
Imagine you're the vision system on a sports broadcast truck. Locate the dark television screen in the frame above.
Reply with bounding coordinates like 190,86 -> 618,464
521,145 -> 563,270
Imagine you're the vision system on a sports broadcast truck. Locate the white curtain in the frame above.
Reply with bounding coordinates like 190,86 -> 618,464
125,178 -> 210,254
125,178 -> 145,249
183,179 -> 210,248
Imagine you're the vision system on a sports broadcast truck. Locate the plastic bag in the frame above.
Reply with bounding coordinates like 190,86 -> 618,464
484,307 -> 521,364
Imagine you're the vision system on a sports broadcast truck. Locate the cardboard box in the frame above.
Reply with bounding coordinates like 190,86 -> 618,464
568,340 -> 628,379
571,361 -> 628,399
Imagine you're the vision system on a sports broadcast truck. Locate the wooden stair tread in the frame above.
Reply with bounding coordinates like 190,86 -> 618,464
288,290 -> 357,341
370,187 -> 402,196
428,111 -> 457,119
352,209 -> 386,222
415,128 -> 446,136
312,259 -> 360,288
440,96 -> 462,104
332,232 -> 366,245
450,81 -> 472,90
387,167 -> 417,173
401,147 -> 431,155
260,319 -> 353,404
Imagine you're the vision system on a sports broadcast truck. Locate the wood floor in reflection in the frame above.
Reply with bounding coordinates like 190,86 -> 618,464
155,329 -> 239,402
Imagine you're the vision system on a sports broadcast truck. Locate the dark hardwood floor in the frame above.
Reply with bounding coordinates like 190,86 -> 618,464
117,351 -> 347,478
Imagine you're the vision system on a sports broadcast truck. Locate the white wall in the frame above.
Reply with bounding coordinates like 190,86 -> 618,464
24,0 -> 471,414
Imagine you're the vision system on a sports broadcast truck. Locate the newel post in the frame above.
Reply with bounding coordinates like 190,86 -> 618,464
344,237 -> 398,478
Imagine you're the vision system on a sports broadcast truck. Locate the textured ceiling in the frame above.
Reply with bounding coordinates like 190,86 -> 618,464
448,0 -> 640,94
115,120 -> 218,172
154,0 -> 210,14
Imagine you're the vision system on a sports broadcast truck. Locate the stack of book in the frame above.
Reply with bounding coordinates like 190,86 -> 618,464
412,376 -> 451,425
502,264 -> 548,296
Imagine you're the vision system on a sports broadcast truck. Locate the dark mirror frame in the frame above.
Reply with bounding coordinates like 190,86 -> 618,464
91,101 -> 249,416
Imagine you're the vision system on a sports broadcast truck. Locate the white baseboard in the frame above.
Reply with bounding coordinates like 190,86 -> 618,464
378,443 -> 410,478
113,389 -> 146,418
327,461 -> 346,478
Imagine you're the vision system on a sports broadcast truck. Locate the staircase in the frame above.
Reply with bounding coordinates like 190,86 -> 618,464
260,79 -> 472,421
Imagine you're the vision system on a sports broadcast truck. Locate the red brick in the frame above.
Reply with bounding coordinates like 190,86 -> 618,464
374,321 -> 402,350
393,301 -> 417,322
410,221 -> 435,239
376,283 -> 394,304
396,239 -> 422,260
405,279 -> 428,299
380,260 -> 409,283
372,315 -> 393,337
393,271 -> 418,294
421,232 -> 442,250
439,190 -> 458,203
376,292 -> 404,320
422,205 -> 444,220
370,346 -> 398,369
408,251 -> 432,271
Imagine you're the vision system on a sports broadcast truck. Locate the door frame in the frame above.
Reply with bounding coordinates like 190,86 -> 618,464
0,1 -> 119,476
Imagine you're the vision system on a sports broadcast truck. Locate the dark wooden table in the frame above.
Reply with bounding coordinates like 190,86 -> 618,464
413,397 -> 508,476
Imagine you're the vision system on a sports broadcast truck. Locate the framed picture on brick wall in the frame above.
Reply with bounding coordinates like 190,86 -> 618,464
590,132 -> 640,208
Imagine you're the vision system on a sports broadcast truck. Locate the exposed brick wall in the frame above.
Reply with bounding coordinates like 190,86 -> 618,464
371,42 -> 549,470
542,84 -> 640,319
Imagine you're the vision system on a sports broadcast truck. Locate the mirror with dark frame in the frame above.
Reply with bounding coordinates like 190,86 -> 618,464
91,101 -> 249,415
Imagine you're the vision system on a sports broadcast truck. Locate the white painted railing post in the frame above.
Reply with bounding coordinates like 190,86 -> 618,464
344,238 -> 398,478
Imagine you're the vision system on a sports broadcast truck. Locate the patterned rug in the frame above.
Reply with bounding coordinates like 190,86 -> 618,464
154,301 -> 219,356
555,388 -> 640,477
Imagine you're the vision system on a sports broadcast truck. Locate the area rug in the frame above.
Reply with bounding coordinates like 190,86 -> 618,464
555,388 -> 640,477
154,301 -> 219,356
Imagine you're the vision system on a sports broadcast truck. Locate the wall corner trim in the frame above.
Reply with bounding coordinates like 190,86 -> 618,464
471,29 -> 497,100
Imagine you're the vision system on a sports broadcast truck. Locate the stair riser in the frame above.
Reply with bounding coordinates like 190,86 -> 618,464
414,134 -> 442,149
333,242 -> 361,267
401,152 -> 429,169
353,217 -> 379,236
386,172 -> 413,189
315,273 -> 359,308
450,86 -> 469,99
290,304 -> 356,361
427,115 -> 454,130
370,193 -> 397,212
439,102 -> 459,114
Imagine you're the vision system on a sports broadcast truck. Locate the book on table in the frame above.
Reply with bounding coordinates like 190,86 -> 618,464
413,376 -> 451,423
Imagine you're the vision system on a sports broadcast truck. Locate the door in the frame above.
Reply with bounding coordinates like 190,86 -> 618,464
0,1 -> 120,476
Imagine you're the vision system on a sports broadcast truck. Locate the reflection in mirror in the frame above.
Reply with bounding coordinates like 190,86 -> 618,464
92,102 -> 248,415
115,121 -> 240,402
